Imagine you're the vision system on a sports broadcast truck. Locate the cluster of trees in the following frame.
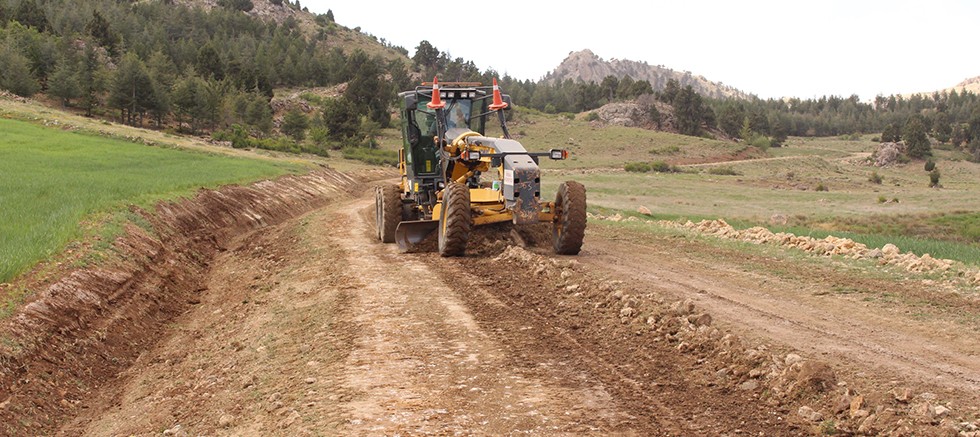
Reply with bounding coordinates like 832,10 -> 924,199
3,0 -> 980,163
0,0 -> 401,153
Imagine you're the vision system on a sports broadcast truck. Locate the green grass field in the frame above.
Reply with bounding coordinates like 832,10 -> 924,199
0,118 -> 303,283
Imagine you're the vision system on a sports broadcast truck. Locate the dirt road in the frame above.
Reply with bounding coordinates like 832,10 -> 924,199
4,179 -> 977,435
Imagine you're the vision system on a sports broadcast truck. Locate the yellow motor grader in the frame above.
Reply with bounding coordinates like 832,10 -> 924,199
375,77 -> 586,256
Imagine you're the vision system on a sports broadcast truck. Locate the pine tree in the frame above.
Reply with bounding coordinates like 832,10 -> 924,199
110,53 -> 159,126
281,109 -> 309,141
413,40 -> 439,74
78,45 -> 106,117
673,86 -> 704,136
881,123 -> 901,143
85,10 -> 119,56
196,43 -> 225,81
47,58 -> 82,106
14,0 -> 48,32
321,97 -> 360,147
903,116 -> 931,159
0,44 -> 40,97
932,112 -> 951,143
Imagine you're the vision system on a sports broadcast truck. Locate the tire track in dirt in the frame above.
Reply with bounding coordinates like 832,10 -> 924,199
333,200 -> 641,434
424,243 -> 798,436
583,240 -> 980,392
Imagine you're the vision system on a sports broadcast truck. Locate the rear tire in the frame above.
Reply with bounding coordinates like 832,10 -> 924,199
553,181 -> 587,255
379,184 -> 401,243
438,182 -> 471,257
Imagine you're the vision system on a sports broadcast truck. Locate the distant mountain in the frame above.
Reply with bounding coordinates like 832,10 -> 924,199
545,49 -> 751,100
950,76 -> 980,94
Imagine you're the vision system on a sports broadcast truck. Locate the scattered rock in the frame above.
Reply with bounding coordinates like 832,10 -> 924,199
834,392 -> 852,414
893,387 -> 912,403
689,313 -> 712,327
619,307 -> 636,318
785,353 -> 804,366
218,414 -> 235,428
739,380 -> 759,391
934,405 -> 951,418
304,377 -> 317,384
881,243 -> 900,256
850,394 -> 865,416
637,206 -> 652,216
858,413 -> 879,434
671,299 -> 695,316
278,410 -> 302,428
797,406 -> 823,422
163,424 -> 187,436
241,374 -> 257,389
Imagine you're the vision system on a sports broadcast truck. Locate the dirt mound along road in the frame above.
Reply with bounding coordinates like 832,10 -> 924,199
0,168 -> 374,436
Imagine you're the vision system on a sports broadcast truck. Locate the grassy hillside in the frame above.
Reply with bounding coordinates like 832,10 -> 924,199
0,117 -> 303,283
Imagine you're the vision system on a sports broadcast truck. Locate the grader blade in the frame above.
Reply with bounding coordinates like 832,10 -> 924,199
395,220 -> 439,251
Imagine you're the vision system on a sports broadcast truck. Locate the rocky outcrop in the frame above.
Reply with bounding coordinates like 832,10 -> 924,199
546,49 -> 751,100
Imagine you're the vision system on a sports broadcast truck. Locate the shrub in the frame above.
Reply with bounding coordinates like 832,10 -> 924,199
341,147 -> 397,166
650,160 -> 678,173
924,159 -> 936,171
624,162 -> 652,173
929,169 -> 941,187
649,145 -> 681,155
746,133 -> 771,150
869,171 -> 883,184
815,183 -> 828,192
585,112 -> 599,122
708,166 -> 741,176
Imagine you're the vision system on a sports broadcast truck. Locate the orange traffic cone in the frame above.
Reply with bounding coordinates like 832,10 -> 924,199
489,77 -> 508,111
427,76 -> 446,110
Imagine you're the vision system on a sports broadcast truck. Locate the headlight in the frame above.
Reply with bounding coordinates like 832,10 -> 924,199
550,149 -> 568,160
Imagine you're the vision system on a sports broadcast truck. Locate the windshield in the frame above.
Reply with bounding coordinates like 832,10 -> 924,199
415,98 -> 474,133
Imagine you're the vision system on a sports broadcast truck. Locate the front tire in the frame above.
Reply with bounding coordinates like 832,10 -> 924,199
379,184 -> 401,243
438,182 -> 471,257
553,181 -> 587,255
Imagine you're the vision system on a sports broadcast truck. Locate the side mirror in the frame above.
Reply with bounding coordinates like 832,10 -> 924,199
502,94 -> 513,111
403,94 -> 418,109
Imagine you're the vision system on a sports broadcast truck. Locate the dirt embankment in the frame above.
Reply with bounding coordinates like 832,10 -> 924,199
0,168 -> 382,435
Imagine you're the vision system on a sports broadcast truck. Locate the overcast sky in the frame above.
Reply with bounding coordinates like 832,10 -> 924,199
304,1 -> 979,101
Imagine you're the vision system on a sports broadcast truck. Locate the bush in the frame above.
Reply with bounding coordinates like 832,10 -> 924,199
341,146 -> 398,166
708,166 -> 741,176
868,171 -> 883,184
585,112 -> 599,122
924,159 -> 936,172
213,125 -> 329,157
815,183 -> 828,192
877,196 -> 887,204
650,160 -> 678,173
746,133 -> 771,150
624,162 -> 652,173
649,145 -> 681,155
929,168 -> 941,187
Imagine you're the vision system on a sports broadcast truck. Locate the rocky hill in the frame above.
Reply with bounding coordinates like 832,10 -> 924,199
175,0 -> 408,63
545,49 -> 751,100
951,76 -> 980,94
